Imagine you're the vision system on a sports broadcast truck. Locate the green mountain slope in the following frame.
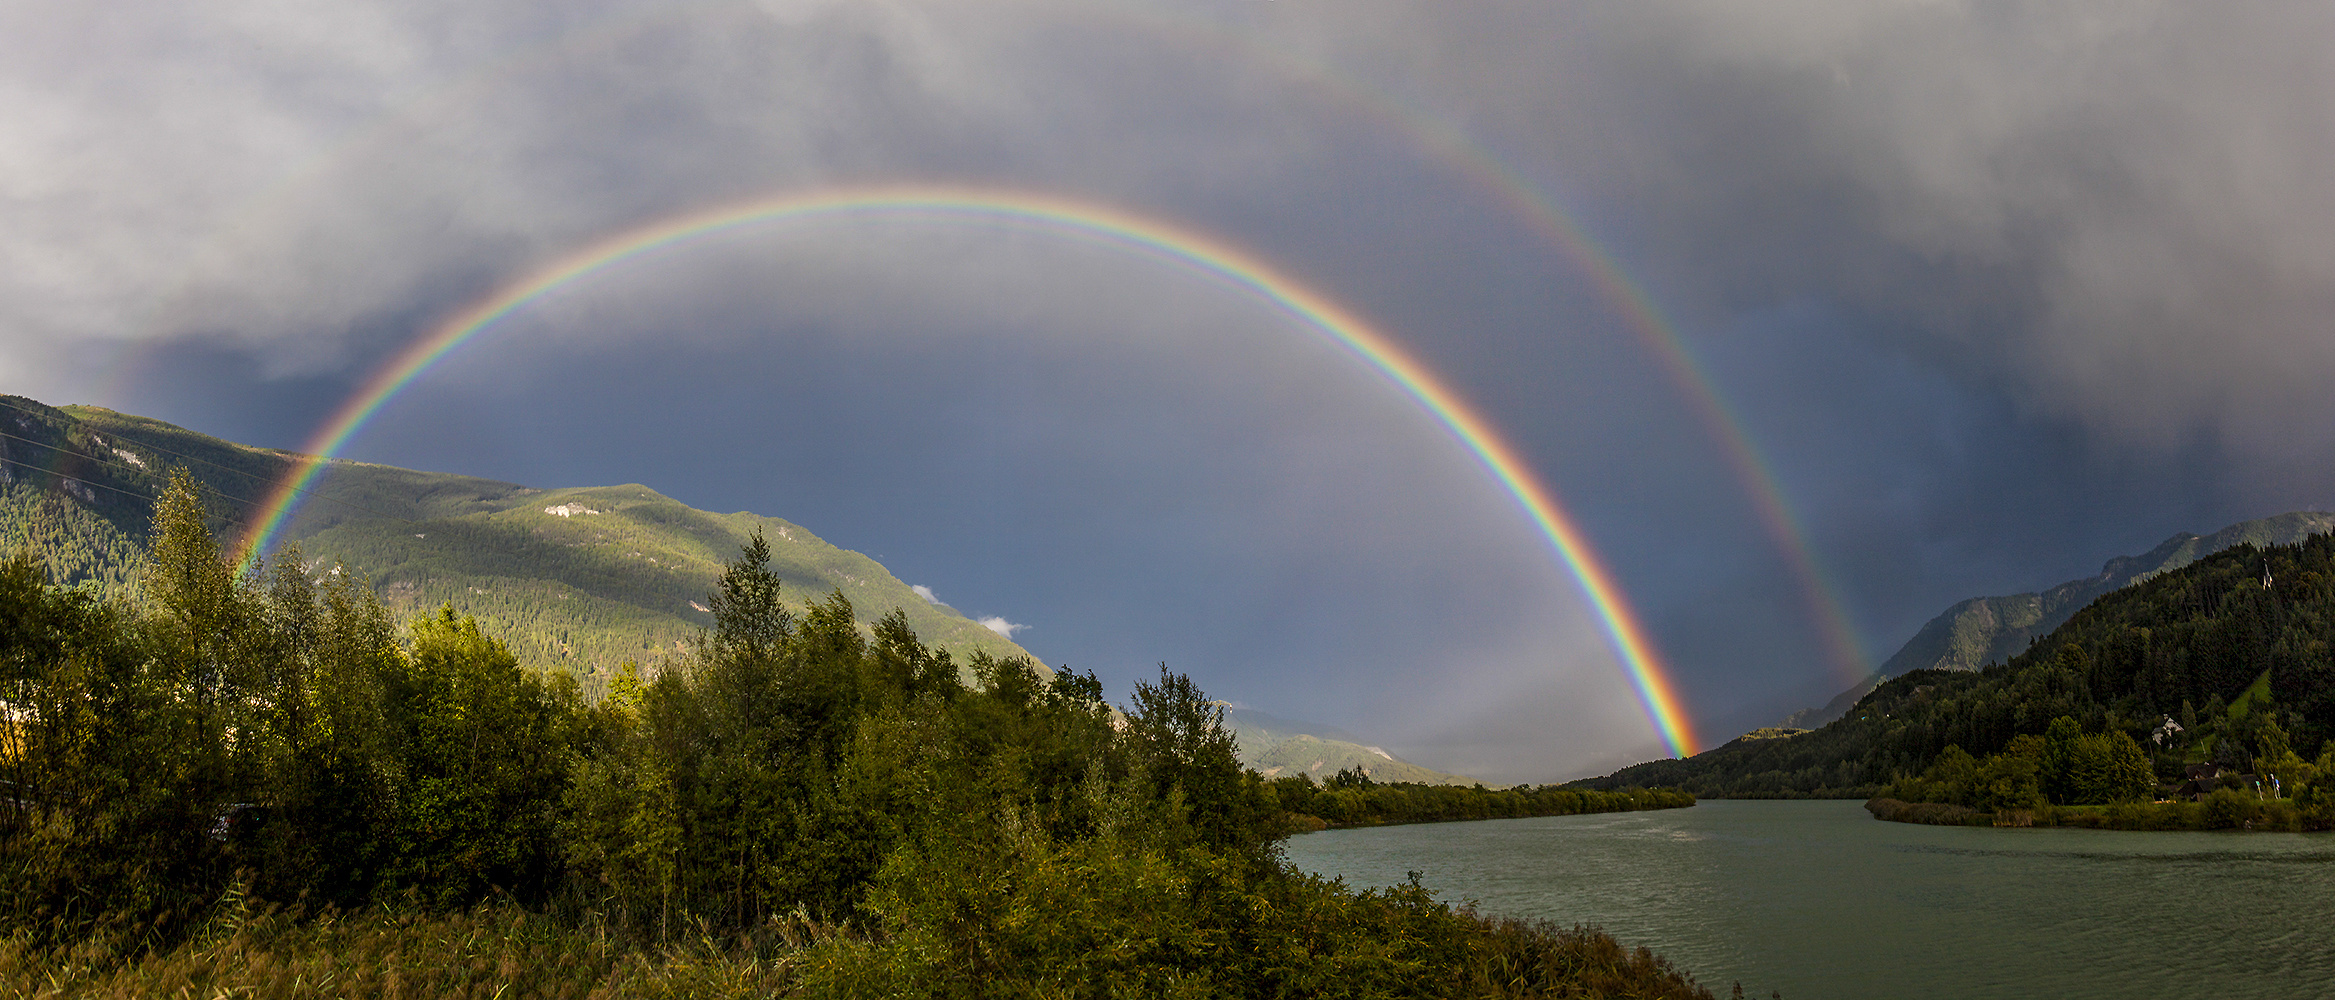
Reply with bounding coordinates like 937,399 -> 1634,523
1224,708 -> 1482,786
1580,527 -> 2335,798
0,397 -> 195,592
1780,511 -> 2335,729
0,395 -> 1039,689
1882,512 -> 2335,677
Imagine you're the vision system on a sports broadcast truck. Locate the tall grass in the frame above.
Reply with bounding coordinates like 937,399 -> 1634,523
0,900 -> 801,999
0,890 -> 1728,1000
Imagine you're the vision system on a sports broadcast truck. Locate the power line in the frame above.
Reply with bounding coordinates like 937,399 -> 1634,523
0,402 -> 420,528
0,433 -> 427,560
0,449 -> 334,534
0,397 -> 288,491
0,428 -> 285,515
0,455 -> 170,507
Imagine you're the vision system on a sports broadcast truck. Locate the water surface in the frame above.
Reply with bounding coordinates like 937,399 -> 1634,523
1282,799 -> 2335,999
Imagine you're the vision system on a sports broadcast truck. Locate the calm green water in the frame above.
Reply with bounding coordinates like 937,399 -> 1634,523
1282,799 -> 2335,1000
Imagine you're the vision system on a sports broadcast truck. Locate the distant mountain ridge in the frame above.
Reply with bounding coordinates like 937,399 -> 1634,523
1780,511 -> 2335,729
0,395 -> 1039,692
1223,708 -> 1481,786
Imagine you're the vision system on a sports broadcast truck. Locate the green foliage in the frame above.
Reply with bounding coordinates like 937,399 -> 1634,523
1886,717 -> 2152,812
705,529 -> 791,662
1126,664 -> 1261,854
0,484 -> 144,596
377,605 -> 578,907
1269,773 -> 1693,829
0,490 -> 1714,997
1585,529 -> 2335,802
1972,750 -> 2045,812
2068,730 -> 2155,805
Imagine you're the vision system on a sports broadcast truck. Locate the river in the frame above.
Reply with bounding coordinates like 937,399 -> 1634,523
1281,798 -> 2335,999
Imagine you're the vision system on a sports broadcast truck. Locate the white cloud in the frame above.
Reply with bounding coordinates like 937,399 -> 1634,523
976,616 -> 1026,639
909,584 -> 941,605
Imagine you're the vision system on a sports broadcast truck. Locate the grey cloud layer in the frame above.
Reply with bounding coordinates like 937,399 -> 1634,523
14,0 -> 2322,447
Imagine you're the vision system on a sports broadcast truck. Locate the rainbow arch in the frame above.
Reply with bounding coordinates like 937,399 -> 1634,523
128,0 -> 1861,692
238,184 -> 1700,758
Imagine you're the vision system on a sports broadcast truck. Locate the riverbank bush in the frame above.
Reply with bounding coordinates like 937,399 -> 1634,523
1864,794 -> 2318,832
1272,772 -> 1693,829
1863,798 -> 1989,826
0,470 -> 1717,998
1880,722 -> 2152,813
1869,720 -> 2335,830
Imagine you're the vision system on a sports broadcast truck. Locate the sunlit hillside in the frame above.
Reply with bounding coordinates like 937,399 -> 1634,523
0,394 -> 1040,689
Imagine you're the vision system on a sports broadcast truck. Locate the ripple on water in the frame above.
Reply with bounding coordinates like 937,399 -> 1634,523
1282,799 -> 2335,1000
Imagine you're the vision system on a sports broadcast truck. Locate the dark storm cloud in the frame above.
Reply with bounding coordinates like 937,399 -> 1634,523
7,0 -> 2334,775
1288,3 -> 2335,708
1600,3 -> 2335,454
1649,5 -> 2335,652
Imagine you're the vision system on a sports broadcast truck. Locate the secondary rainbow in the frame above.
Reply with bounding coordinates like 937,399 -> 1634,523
1079,0 -> 1873,685
239,185 -> 1700,757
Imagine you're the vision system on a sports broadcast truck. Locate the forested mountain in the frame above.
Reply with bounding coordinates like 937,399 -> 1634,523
0,394 -> 1036,689
1580,528 -> 2335,798
1781,511 -> 2335,729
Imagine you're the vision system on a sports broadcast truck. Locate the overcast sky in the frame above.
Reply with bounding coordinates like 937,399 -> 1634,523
7,1 -> 2334,781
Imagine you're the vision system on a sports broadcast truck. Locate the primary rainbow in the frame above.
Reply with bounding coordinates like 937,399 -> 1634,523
239,184 -> 1700,757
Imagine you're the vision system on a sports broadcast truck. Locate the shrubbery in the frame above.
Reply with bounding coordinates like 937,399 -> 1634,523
1881,716 -> 2153,810
1270,769 -> 1690,827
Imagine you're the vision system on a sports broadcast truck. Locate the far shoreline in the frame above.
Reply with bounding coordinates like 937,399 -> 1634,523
1274,784 -> 1696,835
1865,795 -> 2335,833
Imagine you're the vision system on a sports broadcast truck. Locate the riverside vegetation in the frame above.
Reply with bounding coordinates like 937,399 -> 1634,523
0,469 -> 1710,999
1271,770 -> 1692,833
1864,708 -> 2335,831
1579,525 -> 2335,833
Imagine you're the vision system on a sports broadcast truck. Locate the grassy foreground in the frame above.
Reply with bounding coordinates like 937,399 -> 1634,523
0,892 -> 1722,999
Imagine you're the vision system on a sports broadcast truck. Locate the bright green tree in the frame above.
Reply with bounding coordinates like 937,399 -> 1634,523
377,605 -> 577,907
2066,731 -> 2153,804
